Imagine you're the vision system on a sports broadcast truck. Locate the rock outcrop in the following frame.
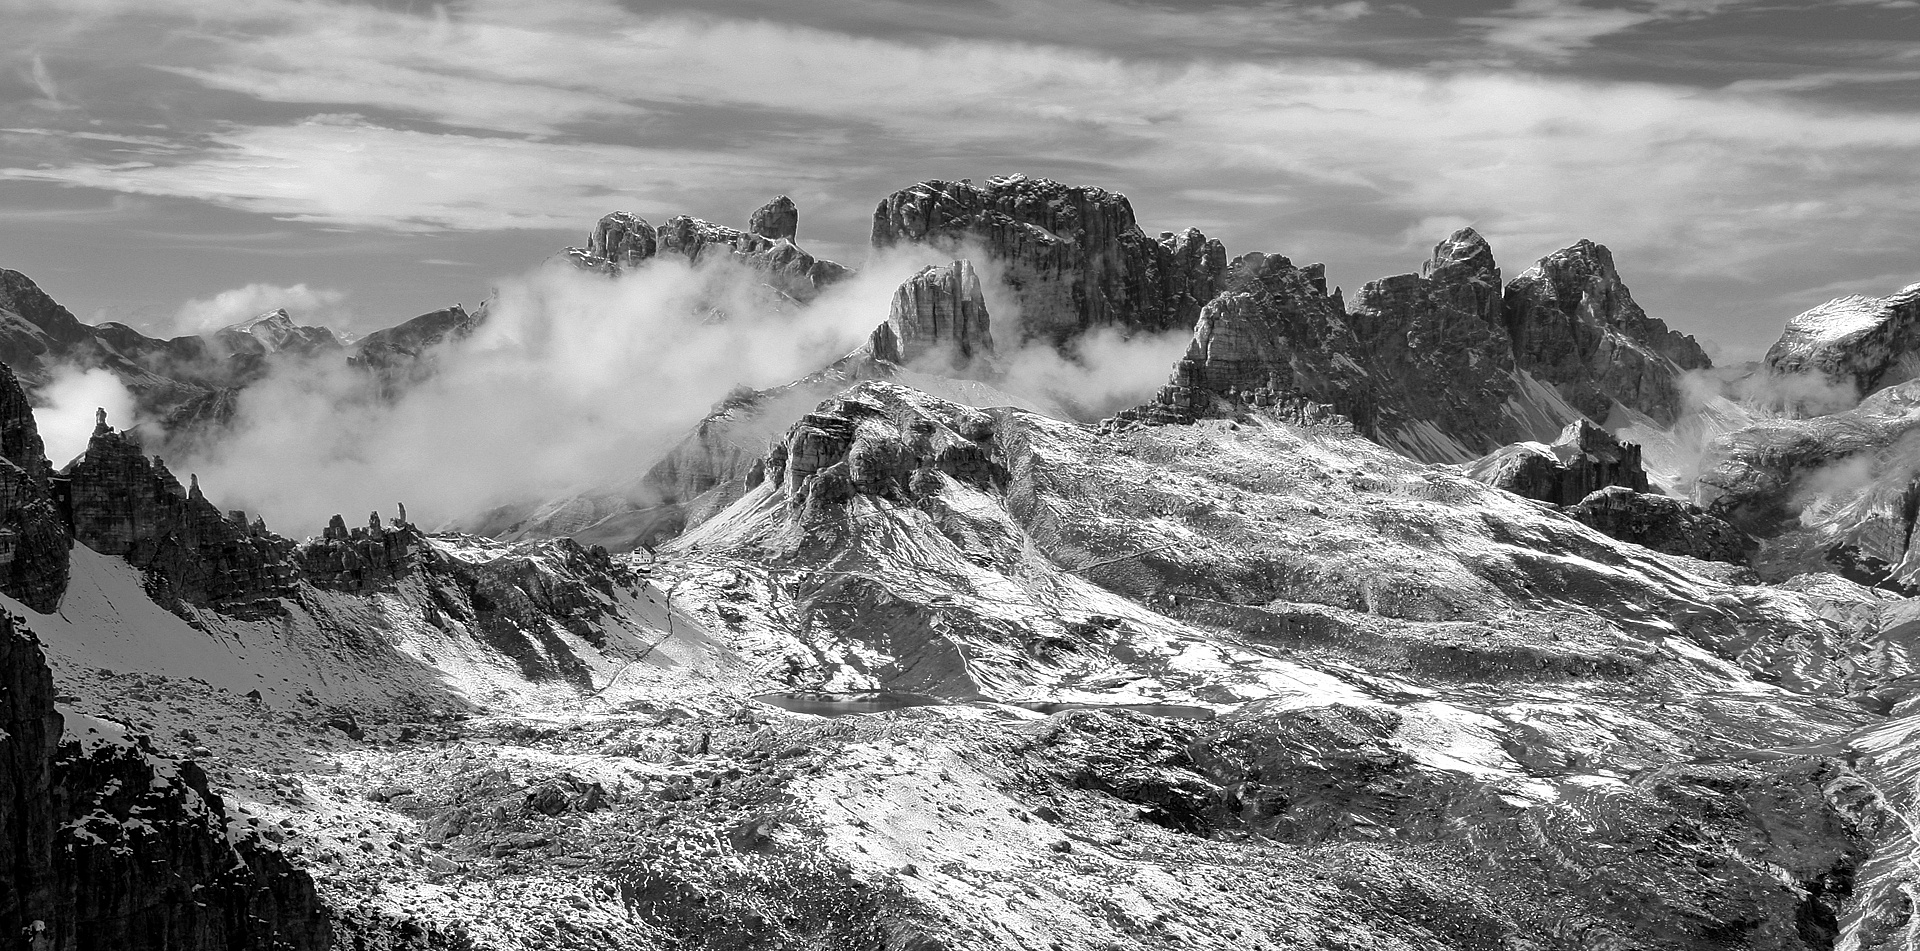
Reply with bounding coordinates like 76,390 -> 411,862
1144,250 -> 1372,427
1466,419 -> 1649,505
63,415 -> 295,610
868,260 -> 995,368
870,175 -> 1226,344
1349,228 -> 1530,456
1762,282 -> 1920,410
748,196 -> 799,241
0,614 -> 329,950
295,511 -> 423,593
1564,486 -> 1756,565
1502,240 -> 1711,424
0,363 -> 69,612
567,206 -> 851,302
576,211 -> 658,274
761,385 -> 1002,533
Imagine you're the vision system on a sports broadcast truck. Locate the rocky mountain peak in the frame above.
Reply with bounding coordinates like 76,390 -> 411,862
748,195 -> 799,241
1502,238 -> 1711,424
870,174 -> 1223,344
214,308 -> 343,356
583,211 -> 657,272
1424,227 -> 1498,285
870,260 -> 995,368
1762,281 -> 1920,407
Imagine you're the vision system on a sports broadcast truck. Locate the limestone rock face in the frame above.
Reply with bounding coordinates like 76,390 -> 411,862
0,614 -> 329,950
748,196 -> 799,241
1466,419 -> 1649,505
63,421 -> 294,610
871,175 -> 1225,343
1564,486 -> 1755,565
1503,240 -> 1711,424
764,385 -> 1002,533
1349,228 -> 1525,456
568,210 -> 852,302
0,363 -> 69,612
874,260 -> 995,368
570,211 -> 658,273
1146,251 -> 1371,427
295,511 -> 423,593
1762,282 -> 1920,408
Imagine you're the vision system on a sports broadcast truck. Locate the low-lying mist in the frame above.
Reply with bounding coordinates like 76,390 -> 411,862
95,246 -> 1197,539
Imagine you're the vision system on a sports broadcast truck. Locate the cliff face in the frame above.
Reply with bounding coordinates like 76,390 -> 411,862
1349,228 -> 1526,455
871,260 -> 995,368
1503,240 -> 1711,425
1762,282 -> 1920,409
870,175 -> 1226,344
0,363 -> 69,613
63,418 -> 294,611
1144,251 -> 1372,428
0,614 -> 329,951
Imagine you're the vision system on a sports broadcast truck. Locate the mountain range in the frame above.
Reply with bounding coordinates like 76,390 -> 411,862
2,174 -> 1920,949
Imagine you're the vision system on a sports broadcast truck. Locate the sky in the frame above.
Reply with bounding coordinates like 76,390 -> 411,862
2,0 -> 1918,361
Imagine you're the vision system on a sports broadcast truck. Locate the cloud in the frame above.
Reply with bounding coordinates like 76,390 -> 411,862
0,114 -> 818,232
173,282 -> 350,333
1463,0 -> 1658,59
31,366 -> 136,467
4,0 -> 1920,361
167,250 -> 929,534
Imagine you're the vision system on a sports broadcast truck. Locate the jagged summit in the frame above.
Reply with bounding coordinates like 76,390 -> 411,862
1503,238 -> 1712,425
872,174 -> 1226,344
869,259 -> 995,368
748,195 -> 798,240
564,200 -> 851,301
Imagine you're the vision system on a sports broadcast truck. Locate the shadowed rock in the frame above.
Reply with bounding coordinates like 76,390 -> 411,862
1502,239 -> 1711,424
748,196 -> 799,241
0,363 -> 68,612
1466,419 -> 1649,505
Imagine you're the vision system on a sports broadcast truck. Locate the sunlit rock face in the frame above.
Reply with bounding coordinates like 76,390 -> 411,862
1502,239 -> 1712,425
1763,282 -> 1920,410
871,174 -> 1226,344
871,260 -> 995,369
